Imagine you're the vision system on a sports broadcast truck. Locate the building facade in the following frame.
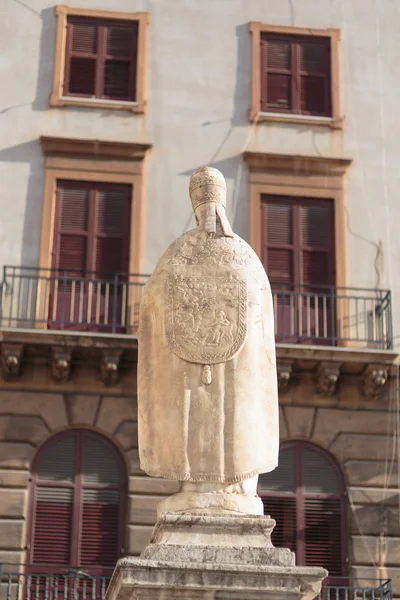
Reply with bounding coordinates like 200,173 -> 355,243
0,0 -> 399,598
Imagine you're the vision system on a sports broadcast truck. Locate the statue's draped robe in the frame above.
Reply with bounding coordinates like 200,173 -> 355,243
138,229 -> 279,483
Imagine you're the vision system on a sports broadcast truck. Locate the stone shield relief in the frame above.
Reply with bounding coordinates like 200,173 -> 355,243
165,274 -> 248,364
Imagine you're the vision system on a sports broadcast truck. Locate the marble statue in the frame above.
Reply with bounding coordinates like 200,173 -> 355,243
137,166 -> 279,514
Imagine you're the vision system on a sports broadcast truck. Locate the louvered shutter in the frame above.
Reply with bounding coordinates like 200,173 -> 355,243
299,38 -> 331,116
104,23 -> 138,100
29,431 -> 126,576
261,35 -> 293,112
261,198 -> 293,284
260,33 -> 331,117
31,435 -> 77,566
300,203 -> 334,288
259,447 -> 297,552
65,20 -> 98,96
259,442 -> 347,578
80,436 -> 122,568
302,446 -> 343,577
57,186 -> 89,272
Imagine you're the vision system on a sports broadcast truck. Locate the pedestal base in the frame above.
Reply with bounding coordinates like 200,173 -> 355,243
106,513 -> 327,600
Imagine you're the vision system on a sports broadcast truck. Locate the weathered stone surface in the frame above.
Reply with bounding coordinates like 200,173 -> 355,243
0,443 -> 35,469
96,396 -> 136,435
331,433 -> 394,462
0,392 -> 68,431
115,421 -> 138,450
0,490 -> 27,518
129,495 -> 159,525
349,486 -> 399,506
351,504 -> 400,536
312,408 -> 390,447
352,535 -> 400,565
344,460 -> 399,487
285,406 -> 315,439
0,415 -> 48,445
67,394 -> 100,425
127,525 -> 153,555
125,449 -> 143,475
0,551 -> 25,567
0,520 -> 25,549
107,557 -> 326,600
128,476 -> 179,496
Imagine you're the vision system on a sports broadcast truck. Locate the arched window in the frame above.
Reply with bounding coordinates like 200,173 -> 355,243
28,430 -> 127,575
259,441 -> 348,579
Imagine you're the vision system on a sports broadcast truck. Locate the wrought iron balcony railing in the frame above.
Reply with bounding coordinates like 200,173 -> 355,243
0,566 -> 393,600
0,266 -> 393,349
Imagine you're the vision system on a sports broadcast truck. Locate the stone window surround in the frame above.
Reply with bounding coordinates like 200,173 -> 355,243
50,6 -> 150,113
248,23 -> 342,129
38,135 -> 151,329
244,151 -> 352,293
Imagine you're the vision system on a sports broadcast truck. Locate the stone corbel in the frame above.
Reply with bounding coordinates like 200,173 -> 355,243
51,346 -> 71,382
315,362 -> 342,396
101,350 -> 123,386
1,343 -> 23,379
362,364 -> 388,400
277,360 -> 293,393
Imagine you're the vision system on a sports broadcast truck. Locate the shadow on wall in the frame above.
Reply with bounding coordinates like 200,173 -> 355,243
32,7 -> 57,112
0,140 -> 45,268
178,24 -> 252,240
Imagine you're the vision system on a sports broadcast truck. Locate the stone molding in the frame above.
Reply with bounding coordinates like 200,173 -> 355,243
315,362 -> 342,396
277,359 -> 293,393
51,346 -> 71,382
1,343 -> 23,379
362,364 -> 389,400
101,350 -> 123,386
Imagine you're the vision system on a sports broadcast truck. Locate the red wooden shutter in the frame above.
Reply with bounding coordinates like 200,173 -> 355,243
104,23 -> 138,100
259,442 -> 347,578
64,18 -> 137,101
29,431 -> 126,574
299,38 -> 331,116
80,436 -> 122,567
31,435 -> 77,566
95,186 -> 131,274
65,20 -> 98,96
300,202 -> 335,288
261,198 -> 294,284
260,33 -> 331,116
261,35 -> 293,112
56,185 -> 89,272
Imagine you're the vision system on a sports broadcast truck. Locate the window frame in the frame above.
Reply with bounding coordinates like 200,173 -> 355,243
259,440 -> 349,577
38,135 -> 151,332
244,152 -> 351,293
27,429 -> 128,572
50,6 -> 149,113
249,23 -> 342,128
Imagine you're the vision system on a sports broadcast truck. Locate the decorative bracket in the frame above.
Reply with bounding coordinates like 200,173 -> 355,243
51,346 -> 71,382
277,360 -> 293,393
362,364 -> 388,400
1,343 -> 23,379
101,350 -> 123,386
316,362 -> 341,396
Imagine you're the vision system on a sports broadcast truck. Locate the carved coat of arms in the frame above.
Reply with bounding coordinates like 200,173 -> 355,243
166,274 -> 248,364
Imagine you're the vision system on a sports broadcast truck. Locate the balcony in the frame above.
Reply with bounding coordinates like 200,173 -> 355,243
0,267 -> 393,350
0,567 -> 393,600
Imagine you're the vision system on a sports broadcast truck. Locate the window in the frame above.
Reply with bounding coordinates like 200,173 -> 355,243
262,195 -> 335,289
51,7 -> 149,112
261,34 -> 331,117
249,23 -> 341,127
48,181 -> 132,331
259,441 -> 348,580
28,430 -> 127,575
38,136 -> 151,333
244,152 -> 351,344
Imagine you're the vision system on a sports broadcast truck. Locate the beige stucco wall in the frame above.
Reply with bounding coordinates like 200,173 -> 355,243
0,0 -> 399,342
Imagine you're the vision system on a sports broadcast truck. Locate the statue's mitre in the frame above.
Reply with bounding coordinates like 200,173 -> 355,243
189,166 -> 227,211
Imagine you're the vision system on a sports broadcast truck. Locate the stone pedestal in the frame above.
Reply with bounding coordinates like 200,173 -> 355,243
106,512 -> 327,600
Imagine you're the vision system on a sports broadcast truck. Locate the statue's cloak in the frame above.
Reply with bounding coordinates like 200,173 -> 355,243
138,230 -> 279,483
